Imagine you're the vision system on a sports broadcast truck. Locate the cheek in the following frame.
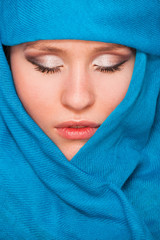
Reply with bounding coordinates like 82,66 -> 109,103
96,63 -> 134,113
11,58 -> 60,123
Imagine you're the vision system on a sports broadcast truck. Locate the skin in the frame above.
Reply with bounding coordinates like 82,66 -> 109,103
10,40 -> 135,160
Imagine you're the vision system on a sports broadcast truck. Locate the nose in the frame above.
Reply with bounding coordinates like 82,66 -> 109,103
61,64 -> 95,112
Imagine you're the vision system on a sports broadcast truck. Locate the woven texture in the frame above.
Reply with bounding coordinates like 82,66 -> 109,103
0,0 -> 160,239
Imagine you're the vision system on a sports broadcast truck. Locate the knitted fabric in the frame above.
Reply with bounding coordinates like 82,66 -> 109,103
0,1 -> 160,239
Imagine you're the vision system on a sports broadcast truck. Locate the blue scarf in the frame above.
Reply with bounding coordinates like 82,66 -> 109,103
0,1 -> 160,239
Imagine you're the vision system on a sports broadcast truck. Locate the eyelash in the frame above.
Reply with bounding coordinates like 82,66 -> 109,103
31,60 -> 127,75
94,60 -> 127,73
34,65 -> 62,74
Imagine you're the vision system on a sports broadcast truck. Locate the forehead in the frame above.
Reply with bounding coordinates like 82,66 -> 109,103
23,40 -> 129,52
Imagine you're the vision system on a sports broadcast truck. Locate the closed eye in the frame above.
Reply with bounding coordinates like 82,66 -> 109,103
94,60 -> 127,73
27,58 -> 127,75
26,58 -> 63,74
33,64 -> 62,74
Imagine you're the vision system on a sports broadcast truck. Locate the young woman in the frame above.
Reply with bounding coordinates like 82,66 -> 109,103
0,1 -> 160,239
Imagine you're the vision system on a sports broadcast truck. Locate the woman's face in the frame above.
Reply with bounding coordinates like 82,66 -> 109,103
10,40 -> 135,160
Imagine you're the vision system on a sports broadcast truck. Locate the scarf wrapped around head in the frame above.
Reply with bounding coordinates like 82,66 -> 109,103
0,1 -> 160,239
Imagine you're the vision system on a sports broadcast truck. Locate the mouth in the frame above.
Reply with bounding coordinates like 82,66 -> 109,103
55,121 -> 100,140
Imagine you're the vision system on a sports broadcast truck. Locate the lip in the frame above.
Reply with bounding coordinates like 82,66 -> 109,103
55,121 -> 100,140
56,120 -> 100,128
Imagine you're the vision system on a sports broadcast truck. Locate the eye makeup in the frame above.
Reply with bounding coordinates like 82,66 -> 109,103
24,51 -> 132,75
25,55 -> 64,68
25,55 -> 64,74
92,53 -> 130,73
94,60 -> 127,73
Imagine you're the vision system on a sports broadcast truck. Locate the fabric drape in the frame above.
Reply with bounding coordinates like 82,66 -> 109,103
0,1 -> 160,239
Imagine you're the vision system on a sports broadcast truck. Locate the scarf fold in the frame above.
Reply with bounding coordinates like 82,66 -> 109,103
0,0 -> 160,239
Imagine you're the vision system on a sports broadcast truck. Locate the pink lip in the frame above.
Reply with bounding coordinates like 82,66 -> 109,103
55,121 -> 100,140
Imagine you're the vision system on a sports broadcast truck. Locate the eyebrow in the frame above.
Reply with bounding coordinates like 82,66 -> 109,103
24,42 -> 128,53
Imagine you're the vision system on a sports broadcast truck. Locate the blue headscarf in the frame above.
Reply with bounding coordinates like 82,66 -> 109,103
0,1 -> 160,239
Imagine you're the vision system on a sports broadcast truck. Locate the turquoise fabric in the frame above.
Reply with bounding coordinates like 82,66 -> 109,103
0,1 -> 160,239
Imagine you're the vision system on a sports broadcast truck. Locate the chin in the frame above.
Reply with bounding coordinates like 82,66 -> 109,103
60,141 -> 86,161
